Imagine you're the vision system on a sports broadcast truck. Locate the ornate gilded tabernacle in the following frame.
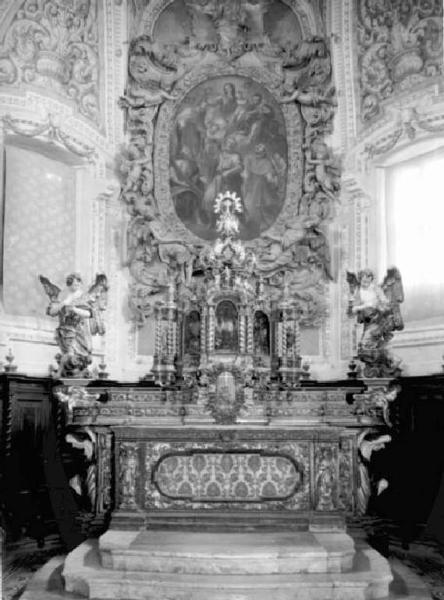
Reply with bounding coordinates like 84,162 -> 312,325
151,191 -> 303,389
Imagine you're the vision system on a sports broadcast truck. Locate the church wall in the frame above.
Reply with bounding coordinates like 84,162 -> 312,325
331,0 -> 444,376
0,0 -> 137,380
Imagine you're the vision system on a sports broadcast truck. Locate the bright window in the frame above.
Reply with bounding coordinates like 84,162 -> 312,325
385,149 -> 444,327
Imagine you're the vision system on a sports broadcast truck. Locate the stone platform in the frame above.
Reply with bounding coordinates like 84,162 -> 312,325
17,529 -> 429,600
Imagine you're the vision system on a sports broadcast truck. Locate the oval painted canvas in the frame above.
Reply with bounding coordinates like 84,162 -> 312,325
169,76 -> 288,241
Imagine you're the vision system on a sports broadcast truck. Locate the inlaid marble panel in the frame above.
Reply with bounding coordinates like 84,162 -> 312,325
144,441 -> 310,511
153,451 -> 302,502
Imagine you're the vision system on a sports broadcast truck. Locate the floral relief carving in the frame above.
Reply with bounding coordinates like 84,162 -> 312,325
0,0 -> 100,124
357,0 -> 443,123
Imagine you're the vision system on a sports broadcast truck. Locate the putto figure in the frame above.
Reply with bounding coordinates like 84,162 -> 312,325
346,267 -> 404,378
39,273 -> 108,378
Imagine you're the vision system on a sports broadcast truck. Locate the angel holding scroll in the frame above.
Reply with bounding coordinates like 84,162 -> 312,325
39,272 -> 108,378
346,267 -> 404,378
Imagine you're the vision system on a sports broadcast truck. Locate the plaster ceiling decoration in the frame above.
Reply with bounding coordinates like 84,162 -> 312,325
0,0 -> 101,125
357,0 -> 443,124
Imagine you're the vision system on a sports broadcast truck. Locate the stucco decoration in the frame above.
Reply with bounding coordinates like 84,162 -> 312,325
118,0 -> 339,325
0,0 -> 100,124
357,0 -> 443,123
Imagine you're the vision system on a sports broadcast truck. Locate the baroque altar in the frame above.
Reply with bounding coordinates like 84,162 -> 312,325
57,198 -> 401,598
58,360 -> 399,599
61,196 -> 388,533
52,0 -> 412,596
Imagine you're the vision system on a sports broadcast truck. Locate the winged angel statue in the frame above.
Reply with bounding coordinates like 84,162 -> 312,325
346,267 -> 404,378
39,272 -> 108,378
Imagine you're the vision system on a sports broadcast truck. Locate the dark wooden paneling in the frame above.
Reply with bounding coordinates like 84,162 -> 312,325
0,374 -> 83,549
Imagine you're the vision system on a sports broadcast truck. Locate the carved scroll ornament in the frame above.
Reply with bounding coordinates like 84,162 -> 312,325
358,0 -> 443,123
0,0 -> 100,123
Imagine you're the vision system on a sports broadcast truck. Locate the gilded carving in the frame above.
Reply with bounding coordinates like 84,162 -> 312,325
357,0 -> 443,123
204,364 -> 247,424
119,0 -> 339,326
314,444 -> 337,511
353,385 -> 399,427
0,0 -> 100,123
118,442 -> 140,510
97,431 -> 113,513
338,437 -> 354,512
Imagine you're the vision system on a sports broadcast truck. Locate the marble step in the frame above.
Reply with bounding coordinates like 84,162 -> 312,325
99,530 -> 356,574
63,540 -> 394,600
21,550 -> 433,600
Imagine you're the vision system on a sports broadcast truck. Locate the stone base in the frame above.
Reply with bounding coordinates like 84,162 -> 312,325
37,528 -> 430,600
20,530 -> 433,600
20,551 -> 433,600
98,530 -> 355,574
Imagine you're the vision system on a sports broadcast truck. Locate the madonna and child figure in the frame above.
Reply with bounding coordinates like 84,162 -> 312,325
346,267 -> 404,378
170,76 -> 287,241
39,273 -> 108,377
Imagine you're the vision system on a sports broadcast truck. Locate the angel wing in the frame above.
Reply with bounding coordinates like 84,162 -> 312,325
346,271 -> 359,295
66,427 -> 96,461
358,433 -> 391,461
38,275 -> 61,301
88,274 -> 108,299
87,274 -> 108,336
381,266 -> 404,330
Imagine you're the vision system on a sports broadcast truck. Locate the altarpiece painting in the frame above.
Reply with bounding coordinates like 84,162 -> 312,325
170,75 -> 288,240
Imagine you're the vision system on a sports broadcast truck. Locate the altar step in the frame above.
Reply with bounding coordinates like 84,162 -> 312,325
57,531 -> 415,600
99,530 -> 355,574
20,549 -> 433,600
63,538 -> 393,600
